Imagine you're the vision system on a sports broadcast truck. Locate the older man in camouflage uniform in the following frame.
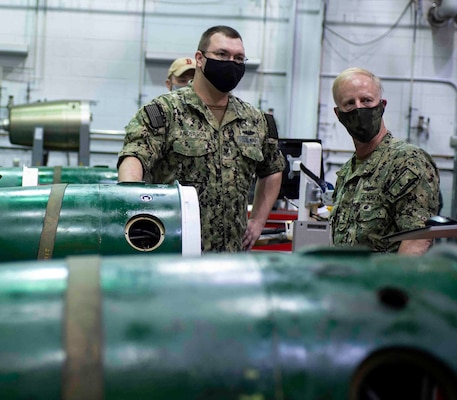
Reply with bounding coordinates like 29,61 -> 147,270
330,67 -> 440,255
118,25 -> 285,253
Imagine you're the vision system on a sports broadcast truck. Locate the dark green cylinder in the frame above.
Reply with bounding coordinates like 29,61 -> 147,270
0,166 -> 117,187
0,246 -> 457,399
0,182 -> 201,260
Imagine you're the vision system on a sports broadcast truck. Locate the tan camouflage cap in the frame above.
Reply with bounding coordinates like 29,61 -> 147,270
167,57 -> 196,78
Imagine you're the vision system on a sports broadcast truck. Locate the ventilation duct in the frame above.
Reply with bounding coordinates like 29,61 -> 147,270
428,0 -> 457,27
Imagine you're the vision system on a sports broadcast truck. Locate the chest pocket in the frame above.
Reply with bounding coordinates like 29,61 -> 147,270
356,204 -> 389,224
171,137 -> 215,187
237,136 -> 264,162
173,137 -> 213,157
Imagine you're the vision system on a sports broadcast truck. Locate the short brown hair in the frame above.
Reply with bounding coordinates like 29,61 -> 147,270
198,25 -> 243,51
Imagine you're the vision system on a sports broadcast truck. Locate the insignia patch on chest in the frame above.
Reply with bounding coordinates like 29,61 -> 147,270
183,130 -> 202,138
238,136 -> 260,145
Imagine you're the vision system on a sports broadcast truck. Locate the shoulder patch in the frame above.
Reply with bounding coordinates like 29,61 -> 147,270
144,103 -> 165,128
387,167 -> 419,198
263,113 -> 279,139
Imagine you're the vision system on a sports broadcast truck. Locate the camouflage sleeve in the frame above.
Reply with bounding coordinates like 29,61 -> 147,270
117,101 -> 168,172
384,148 -> 440,230
255,114 -> 286,179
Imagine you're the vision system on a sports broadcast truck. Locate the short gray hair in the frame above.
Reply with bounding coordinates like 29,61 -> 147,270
332,67 -> 383,104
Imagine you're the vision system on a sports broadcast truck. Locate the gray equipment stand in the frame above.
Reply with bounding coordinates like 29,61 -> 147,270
292,220 -> 331,251
291,142 -> 331,251
450,136 -> 457,220
78,121 -> 90,166
31,126 -> 44,166
31,121 -> 91,166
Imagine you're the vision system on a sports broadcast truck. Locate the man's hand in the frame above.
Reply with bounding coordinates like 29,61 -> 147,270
243,172 -> 282,251
242,218 -> 264,251
398,238 -> 433,255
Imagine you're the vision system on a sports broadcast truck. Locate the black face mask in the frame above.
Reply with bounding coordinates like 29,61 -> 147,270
202,57 -> 245,93
337,101 -> 385,143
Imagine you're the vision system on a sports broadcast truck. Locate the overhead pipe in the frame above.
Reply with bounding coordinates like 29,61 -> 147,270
284,0 -> 298,137
427,0 -> 457,27
256,0 -> 268,111
407,0 -> 420,143
137,0 -> 147,108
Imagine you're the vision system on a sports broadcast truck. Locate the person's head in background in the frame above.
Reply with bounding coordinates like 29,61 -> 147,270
165,57 -> 196,91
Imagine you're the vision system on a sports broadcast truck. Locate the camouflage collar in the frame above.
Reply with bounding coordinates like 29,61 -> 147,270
355,131 -> 395,174
337,131 -> 395,178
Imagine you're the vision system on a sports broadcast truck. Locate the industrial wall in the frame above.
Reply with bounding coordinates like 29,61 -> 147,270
0,0 -> 456,216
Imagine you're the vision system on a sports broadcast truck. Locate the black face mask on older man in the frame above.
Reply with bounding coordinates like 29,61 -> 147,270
337,101 -> 385,143
202,57 -> 245,93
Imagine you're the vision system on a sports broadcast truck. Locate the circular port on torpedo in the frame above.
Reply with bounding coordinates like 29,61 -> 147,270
350,348 -> 457,400
124,214 -> 165,252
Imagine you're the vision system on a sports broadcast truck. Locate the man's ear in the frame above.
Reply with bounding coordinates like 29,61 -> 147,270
381,99 -> 387,107
165,79 -> 172,91
195,50 -> 205,68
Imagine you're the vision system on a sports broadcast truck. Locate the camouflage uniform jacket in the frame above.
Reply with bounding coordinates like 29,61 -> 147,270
330,131 -> 440,252
118,83 -> 286,252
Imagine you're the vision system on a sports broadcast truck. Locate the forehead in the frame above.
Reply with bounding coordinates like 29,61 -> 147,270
340,74 -> 378,93
208,32 -> 245,53
337,74 -> 379,101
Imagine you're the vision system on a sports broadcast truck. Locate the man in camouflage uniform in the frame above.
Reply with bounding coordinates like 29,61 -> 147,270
165,57 -> 196,91
118,25 -> 285,253
330,67 -> 440,254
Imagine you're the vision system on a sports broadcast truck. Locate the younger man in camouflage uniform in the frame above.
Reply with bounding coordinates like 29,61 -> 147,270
118,25 -> 285,253
330,67 -> 440,254
165,57 -> 196,91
